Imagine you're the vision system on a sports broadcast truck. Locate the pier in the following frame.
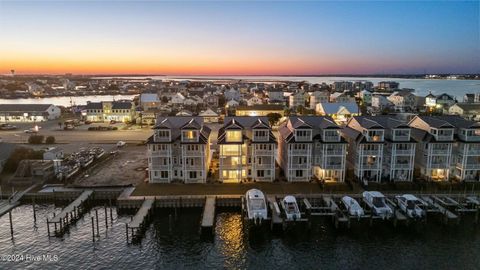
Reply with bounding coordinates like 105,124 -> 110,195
125,198 -> 155,243
47,190 -> 93,236
200,196 -> 216,234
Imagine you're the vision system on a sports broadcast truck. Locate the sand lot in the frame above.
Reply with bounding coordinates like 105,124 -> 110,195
72,145 -> 148,186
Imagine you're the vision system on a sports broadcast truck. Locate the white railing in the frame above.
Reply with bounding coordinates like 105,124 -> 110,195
323,164 -> 343,169
290,164 -> 310,169
253,150 -> 274,156
436,135 -> 453,141
395,149 -> 414,156
360,164 -> 381,170
431,149 -> 450,155
392,163 -> 412,169
148,150 -> 170,156
362,150 -> 381,156
325,150 -> 344,155
291,149 -> 310,155
393,135 -> 410,141
323,136 -> 340,142
430,163 -> 448,169
184,150 -> 204,157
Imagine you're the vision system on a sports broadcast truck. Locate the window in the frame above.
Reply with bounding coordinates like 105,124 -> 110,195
226,130 -> 242,142
296,170 -> 303,177
189,171 -> 197,179
257,170 -> 265,177
183,130 -> 198,141
160,171 -> 169,178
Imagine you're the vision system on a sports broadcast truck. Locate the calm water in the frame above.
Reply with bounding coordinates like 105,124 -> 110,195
1,205 -> 480,269
0,95 -> 137,107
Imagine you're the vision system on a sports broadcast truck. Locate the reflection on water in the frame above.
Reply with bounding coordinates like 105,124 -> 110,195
1,206 -> 480,269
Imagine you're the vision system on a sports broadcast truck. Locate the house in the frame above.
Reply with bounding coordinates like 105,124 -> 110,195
0,104 -> 61,122
425,92 -> 437,108
342,117 -> 386,183
235,104 -> 284,117
315,102 -> 360,123
147,117 -> 211,183
43,147 -> 64,160
217,117 -> 277,182
330,92 -> 355,103
199,108 -> 219,123
140,93 -> 160,110
371,95 -> 392,111
377,81 -> 400,91
267,89 -> 284,103
204,95 -> 219,107
171,93 -> 186,105
463,93 -> 480,103
448,103 -> 480,120
278,116 -> 347,182
225,88 -> 241,101
225,99 -> 240,108
409,116 -> 455,181
353,116 -> 416,182
85,101 -> 136,123
289,92 -> 306,108
387,90 -> 417,112
309,91 -> 330,109
436,93 -> 456,109
358,90 -> 372,105
247,96 -> 263,106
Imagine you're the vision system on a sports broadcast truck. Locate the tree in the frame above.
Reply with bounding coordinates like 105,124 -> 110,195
161,96 -> 169,103
3,147 -> 44,173
218,95 -> 226,107
45,136 -> 56,144
266,113 -> 282,126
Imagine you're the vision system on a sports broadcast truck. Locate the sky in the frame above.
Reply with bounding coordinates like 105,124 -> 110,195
0,1 -> 479,75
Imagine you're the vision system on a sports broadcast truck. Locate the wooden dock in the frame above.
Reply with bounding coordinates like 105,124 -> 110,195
267,196 -> 283,229
126,198 -> 155,243
47,190 -> 93,236
200,196 -> 216,234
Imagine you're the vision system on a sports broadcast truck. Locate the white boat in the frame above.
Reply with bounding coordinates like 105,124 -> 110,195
245,189 -> 268,226
281,195 -> 301,221
362,191 -> 393,219
341,196 -> 364,218
395,194 -> 426,218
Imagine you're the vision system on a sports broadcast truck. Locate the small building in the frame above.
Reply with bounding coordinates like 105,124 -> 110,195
9,160 -> 55,185
140,93 -> 161,111
199,108 -> 219,123
0,104 -> 61,122
235,104 -> 285,117
267,89 -> 284,103
315,102 -> 360,123
85,100 -> 135,123
448,103 -> 480,121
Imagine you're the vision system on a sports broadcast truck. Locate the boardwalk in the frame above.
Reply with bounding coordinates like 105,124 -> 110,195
128,198 -> 154,229
49,190 -> 93,223
201,196 -> 216,230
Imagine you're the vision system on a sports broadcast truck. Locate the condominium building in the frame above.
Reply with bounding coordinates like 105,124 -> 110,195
278,116 -> 346,182
85,100 -> 135,123
217,117 -> 276,183
147,117 -> 211,183
356,116 -> 416,182
342,116 -> 385,183
409,116 -> 454,181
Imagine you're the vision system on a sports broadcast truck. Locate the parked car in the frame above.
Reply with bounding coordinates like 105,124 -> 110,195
24,128 -> 37,134
395,194 -> 426,218
116,141 -> 126,147
362,191 -> 393,219
0,123 -> 17,130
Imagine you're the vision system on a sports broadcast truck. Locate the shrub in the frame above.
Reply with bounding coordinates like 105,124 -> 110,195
28,135 -> 44,144
3,147 -> 44,173
45,136 -> 56,144
112,127 -> 118,130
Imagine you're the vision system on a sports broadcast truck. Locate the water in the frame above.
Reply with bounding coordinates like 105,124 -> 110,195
0,95 -> 137,107
1,205 -> 480,269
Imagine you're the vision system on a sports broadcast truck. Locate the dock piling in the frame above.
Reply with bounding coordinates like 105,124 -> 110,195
91,216 -> 95,242
95,209 -> 99,236
104,205 -> 108,229
9,211 -> 13,239
32,198 -> 36,223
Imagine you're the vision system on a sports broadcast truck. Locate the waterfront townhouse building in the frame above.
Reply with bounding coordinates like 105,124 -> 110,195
308,117 -> 347,182
342,116 -> 385,183
309,91 -> 330,109
217,117 -> 277,183
358,116 -> 416,182
147,117 -> 211,183
278,117 -> 313,181
409,116 -> 454,181
289,92 -> 306,109
436,116 -> 480,181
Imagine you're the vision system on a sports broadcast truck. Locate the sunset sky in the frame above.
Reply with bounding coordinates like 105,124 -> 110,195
0,1 -> 479,75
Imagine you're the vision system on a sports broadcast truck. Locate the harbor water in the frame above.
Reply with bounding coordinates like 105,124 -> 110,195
1,205 -> 480,269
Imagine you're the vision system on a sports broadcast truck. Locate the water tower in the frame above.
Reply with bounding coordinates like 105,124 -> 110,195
10,69 -> 15,76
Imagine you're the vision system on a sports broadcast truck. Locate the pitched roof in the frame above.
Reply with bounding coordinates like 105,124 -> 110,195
112,101 -> 133,110
317,102 -> 359,115
140,93 -> 159,103
0,104 -> 53,112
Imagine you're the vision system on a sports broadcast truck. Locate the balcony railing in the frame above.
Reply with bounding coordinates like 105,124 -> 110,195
395,149 -> 414,156
323,136 -> 340,142
148,150 -> 170,156
436,135 -> 453,141
392,135 -> 410,141
290,149 -> 310,155
392,163 -> 412,169
430,163 -> 449,169
253,163 -> 275,169
323,164 -> 343,169
466,149 -> 480,155
362,150 -> 382,156
325,149 -> 344,155
290,164 -> 310,169
183,150 -> 204,157
360,164 -> 381,170
253,150 -> 274,156
463,164 -> 480,170
149,164 -> 170,170
431,149 -> 450,155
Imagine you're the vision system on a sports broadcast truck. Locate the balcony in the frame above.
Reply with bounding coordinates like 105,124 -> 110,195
362,150 -> 381,156
392,135 -> 410,142
149,164 -> 170,170
466,149 -> 480,155
148,149 -> 170,157
462,163 -> 480,170
436,135 -> 453,141
253,163 -> 275,169
431,149 -> 450,155
290,163 -> 310,169
323,163 -> 343,170
323,135 -> 340,142
325,149 -> 344,156
290,149 -> 310,155
183,150 -> 204,157
360,164 -> 381,170
395,149 -> 414,156
430,163 -> 449,169
253,149 -> 274,156
392,163 -> 412,169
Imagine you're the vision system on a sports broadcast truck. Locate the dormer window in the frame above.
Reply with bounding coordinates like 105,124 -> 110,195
295,130 -> 312,141
182,130 -> 198,142
323,130 -> 340,142
226,130 -> 242,142
393,129 -> 410,141
254,130 -> 268,142
366,130 -> 384,142
154,130 -> 170,142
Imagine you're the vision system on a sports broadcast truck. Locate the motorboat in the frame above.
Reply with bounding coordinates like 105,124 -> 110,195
341,196 -> 364,218
245,189 -> 268,226
395,194 -> 426,218
281,195 -> 301,221
362,191 -> 393,219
